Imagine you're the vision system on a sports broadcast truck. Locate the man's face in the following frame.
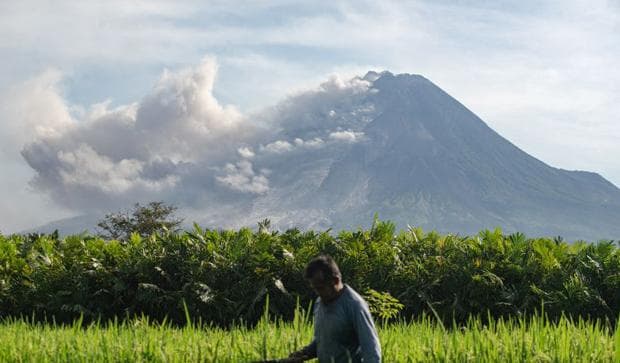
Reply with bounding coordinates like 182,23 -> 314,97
308,271 -> 339,303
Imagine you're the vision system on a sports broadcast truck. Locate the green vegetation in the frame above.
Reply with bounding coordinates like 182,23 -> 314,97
1,219 -> 618,328
96,201 -> 184,240
0,312 -> 617,362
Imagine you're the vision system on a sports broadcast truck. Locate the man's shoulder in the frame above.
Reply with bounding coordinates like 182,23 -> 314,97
342,284 -> 369,309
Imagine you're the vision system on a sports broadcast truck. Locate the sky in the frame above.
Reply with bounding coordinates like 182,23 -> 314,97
0,0 -> 619,233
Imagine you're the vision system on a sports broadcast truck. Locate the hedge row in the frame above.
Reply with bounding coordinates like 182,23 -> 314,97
1,221 -> 618,326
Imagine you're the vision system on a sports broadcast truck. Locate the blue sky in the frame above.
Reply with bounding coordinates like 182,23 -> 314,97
1,0 -> 619,232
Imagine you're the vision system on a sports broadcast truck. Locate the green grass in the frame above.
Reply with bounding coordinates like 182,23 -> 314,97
0,314 -> 617,362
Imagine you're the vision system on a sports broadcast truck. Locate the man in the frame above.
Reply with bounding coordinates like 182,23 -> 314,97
288,255 -> 382,362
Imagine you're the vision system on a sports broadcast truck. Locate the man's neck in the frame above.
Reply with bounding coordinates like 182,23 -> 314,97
323,283 -> 345,304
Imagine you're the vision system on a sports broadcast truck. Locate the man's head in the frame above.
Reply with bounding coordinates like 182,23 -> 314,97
304,255 -> 344,303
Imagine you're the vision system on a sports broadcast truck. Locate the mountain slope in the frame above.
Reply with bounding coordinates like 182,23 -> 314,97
310,72 -> 620,239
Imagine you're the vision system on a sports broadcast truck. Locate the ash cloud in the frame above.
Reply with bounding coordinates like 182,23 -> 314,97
18,58 -> 377,216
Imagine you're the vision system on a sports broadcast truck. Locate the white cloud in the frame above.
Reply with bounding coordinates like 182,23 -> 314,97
318,75 -> 370,94
18,58 -> 250,209
304,138 -> 325,148
237,147 -> 255,159
262,140 -> 294,154
11,58 -> 375,215
329,130 -> 364,143
294,137 -> 325,149
134,57 -> 243,162
57,144 -> 177,193
266,73 -> 375,138
0,69 -> 74,158
216,160 -> 269,194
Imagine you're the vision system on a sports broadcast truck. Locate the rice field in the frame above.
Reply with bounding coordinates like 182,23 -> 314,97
0,314 -> 618,362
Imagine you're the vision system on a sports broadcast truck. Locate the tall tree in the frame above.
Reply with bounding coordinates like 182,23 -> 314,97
97,201 -> 183,240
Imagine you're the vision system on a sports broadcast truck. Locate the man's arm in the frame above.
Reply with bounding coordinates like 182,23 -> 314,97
353,302 -> 382,362
288,339 -> 316,361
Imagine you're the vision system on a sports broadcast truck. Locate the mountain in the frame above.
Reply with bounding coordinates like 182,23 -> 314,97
20,214 -> 101,236
217,71 -> 620,241
311,72 -> 620,239
28,71 -> 620,241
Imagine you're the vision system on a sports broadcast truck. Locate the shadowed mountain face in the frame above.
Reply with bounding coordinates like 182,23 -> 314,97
312,72 -> 620,239
28,72 -> 620,241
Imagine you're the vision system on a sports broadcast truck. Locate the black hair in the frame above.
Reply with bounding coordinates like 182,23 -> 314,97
304,255 -> 342,282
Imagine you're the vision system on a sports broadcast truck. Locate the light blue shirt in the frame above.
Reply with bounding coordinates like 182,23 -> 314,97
302,284 -> 381,362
